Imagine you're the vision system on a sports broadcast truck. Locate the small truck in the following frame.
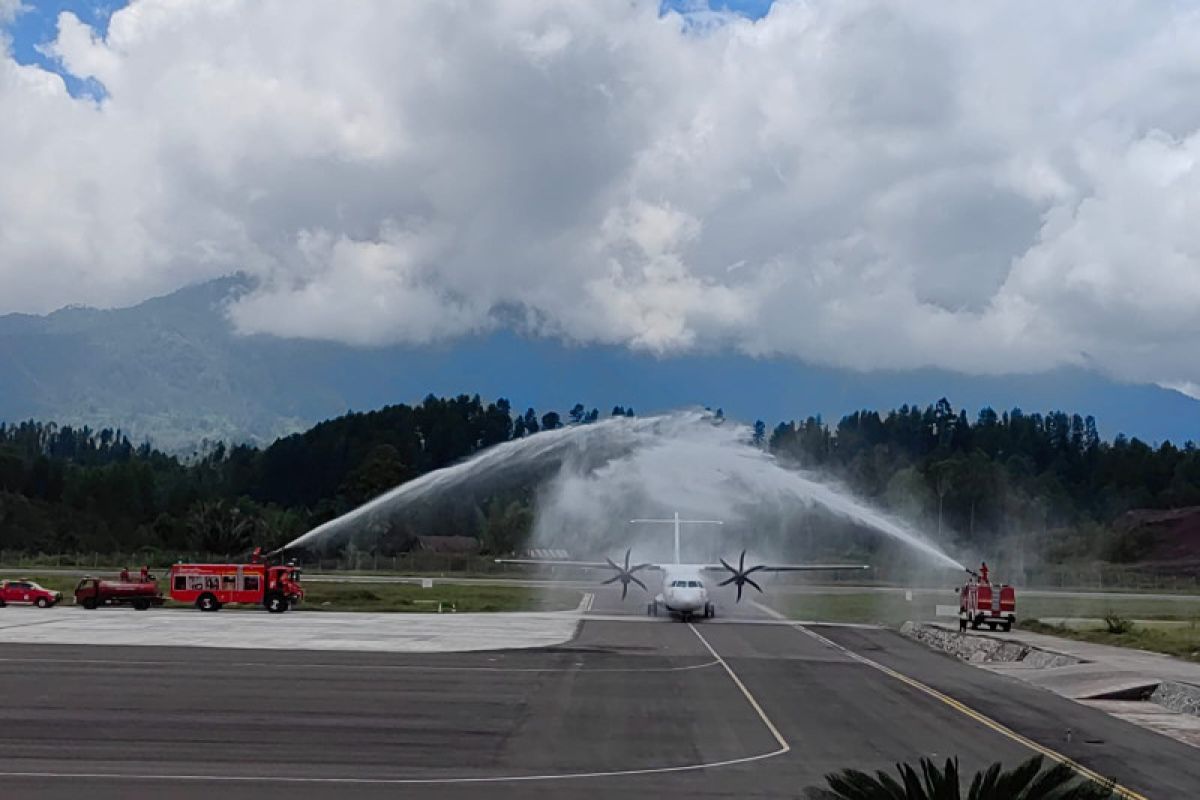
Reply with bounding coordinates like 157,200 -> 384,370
74,571 -> 164,610
958,562 -> 1016,632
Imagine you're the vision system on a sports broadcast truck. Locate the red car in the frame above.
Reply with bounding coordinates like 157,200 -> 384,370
0,579 -> 63,608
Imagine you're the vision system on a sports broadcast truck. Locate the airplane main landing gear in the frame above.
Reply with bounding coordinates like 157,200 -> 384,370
646,600 -> 659,617
703,602 -> 715,619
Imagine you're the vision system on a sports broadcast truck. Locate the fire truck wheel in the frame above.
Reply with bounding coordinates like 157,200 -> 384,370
197,593 -> 221,612
1000,622 -> 1012,632
81,597 -> 97,610
265,593 -> 290,614
133,599 -> 150,610
0,599 -> 6,608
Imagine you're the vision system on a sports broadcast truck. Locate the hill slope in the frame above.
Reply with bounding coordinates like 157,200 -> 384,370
0,278 -> 1197,450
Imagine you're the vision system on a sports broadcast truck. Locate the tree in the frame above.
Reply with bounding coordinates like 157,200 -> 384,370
523,408 -> 540,434
339,444 -> 408,506
186,500 -> 255,556
479,498 -> 533,555
753,420 -> 767,447
805,755 -> 1112,799
541,412 -> 562,431
930,459 -> 957,539
568,403 -> 586,425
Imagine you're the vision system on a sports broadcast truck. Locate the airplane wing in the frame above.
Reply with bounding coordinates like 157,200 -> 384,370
700,563 -> 870,572
495,558 -> 663,570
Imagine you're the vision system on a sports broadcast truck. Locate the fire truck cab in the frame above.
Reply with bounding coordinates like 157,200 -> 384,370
168,561 -> 303,613
959,562 -> 1016,632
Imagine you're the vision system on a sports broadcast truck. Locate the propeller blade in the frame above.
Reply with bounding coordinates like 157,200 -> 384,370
630,574 -> 648,592
739,549 -> 747,572
601,574 -> 621,585
605,557 -> 620,571
745,576 -> 763,594
720,557 -> 735,573
744,564 -> 767,576
623,548 -> 632,571
735,583 -> 744,601
717,576 -> 737,587
628,562 -> 652,574
620,582 -> 630,600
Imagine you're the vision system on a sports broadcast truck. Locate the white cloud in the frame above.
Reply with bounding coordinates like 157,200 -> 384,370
3,0 -> 1200,390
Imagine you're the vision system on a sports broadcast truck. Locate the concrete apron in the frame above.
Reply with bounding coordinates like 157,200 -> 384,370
0,604 -> 586,653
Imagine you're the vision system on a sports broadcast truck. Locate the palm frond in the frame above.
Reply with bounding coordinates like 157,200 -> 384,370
808,754 -> 1114,800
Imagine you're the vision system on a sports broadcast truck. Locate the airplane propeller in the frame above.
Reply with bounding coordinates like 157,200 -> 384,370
718,550 -> 767,601
602,548 -> 652,600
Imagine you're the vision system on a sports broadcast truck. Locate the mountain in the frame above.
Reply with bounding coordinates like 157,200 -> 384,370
1,278 -> 1197,450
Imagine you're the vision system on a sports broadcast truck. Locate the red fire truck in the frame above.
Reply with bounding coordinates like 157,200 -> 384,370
958,562 -> 1016,632
168,558 -> 303,613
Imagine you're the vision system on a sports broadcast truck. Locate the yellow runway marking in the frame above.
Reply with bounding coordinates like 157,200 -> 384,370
791,618 -> 1147,800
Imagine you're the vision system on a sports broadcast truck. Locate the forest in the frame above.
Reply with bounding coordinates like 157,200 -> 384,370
1,394 -> 1197,566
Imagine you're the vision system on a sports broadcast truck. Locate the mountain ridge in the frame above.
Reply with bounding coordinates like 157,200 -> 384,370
1,278 -> 1196,451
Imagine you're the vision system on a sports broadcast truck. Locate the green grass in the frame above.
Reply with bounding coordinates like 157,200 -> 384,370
10,574 -> 580,613
13,575 -> 79,597
784,588 -> 1200,627
300,582 -> 581,613
1022,619 -> 1200,662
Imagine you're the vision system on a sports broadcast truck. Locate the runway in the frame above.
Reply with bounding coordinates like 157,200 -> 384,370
1,590 -> 1197,798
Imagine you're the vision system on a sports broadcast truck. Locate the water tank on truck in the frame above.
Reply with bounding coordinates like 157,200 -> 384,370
74,570 -> 164,610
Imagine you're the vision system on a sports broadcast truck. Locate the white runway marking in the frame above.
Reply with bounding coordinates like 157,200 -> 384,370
686,623 -> 790,753
0,621 -> 791,786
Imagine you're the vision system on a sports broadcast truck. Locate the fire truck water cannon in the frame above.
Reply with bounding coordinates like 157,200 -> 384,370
958,561 -> 1016,633
169,550 -> 304,614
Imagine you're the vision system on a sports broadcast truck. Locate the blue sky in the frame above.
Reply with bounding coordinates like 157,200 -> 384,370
4,0 -> 113,96
4,1 -> 1200,433
7,0 -> 773,99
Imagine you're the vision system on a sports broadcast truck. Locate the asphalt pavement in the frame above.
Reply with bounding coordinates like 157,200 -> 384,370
0,585 -> 1196,799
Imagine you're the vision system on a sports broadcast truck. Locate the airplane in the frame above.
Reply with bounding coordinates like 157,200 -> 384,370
497,512 -> 869,621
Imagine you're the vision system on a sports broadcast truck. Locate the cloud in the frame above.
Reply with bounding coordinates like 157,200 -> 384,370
0,0 -> 22,24
3,0 -> 1200,391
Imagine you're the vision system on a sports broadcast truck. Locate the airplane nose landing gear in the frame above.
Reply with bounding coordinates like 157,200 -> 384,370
646,600 -> 659,617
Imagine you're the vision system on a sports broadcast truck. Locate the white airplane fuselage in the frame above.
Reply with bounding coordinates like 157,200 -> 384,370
653,565 -> 713,619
